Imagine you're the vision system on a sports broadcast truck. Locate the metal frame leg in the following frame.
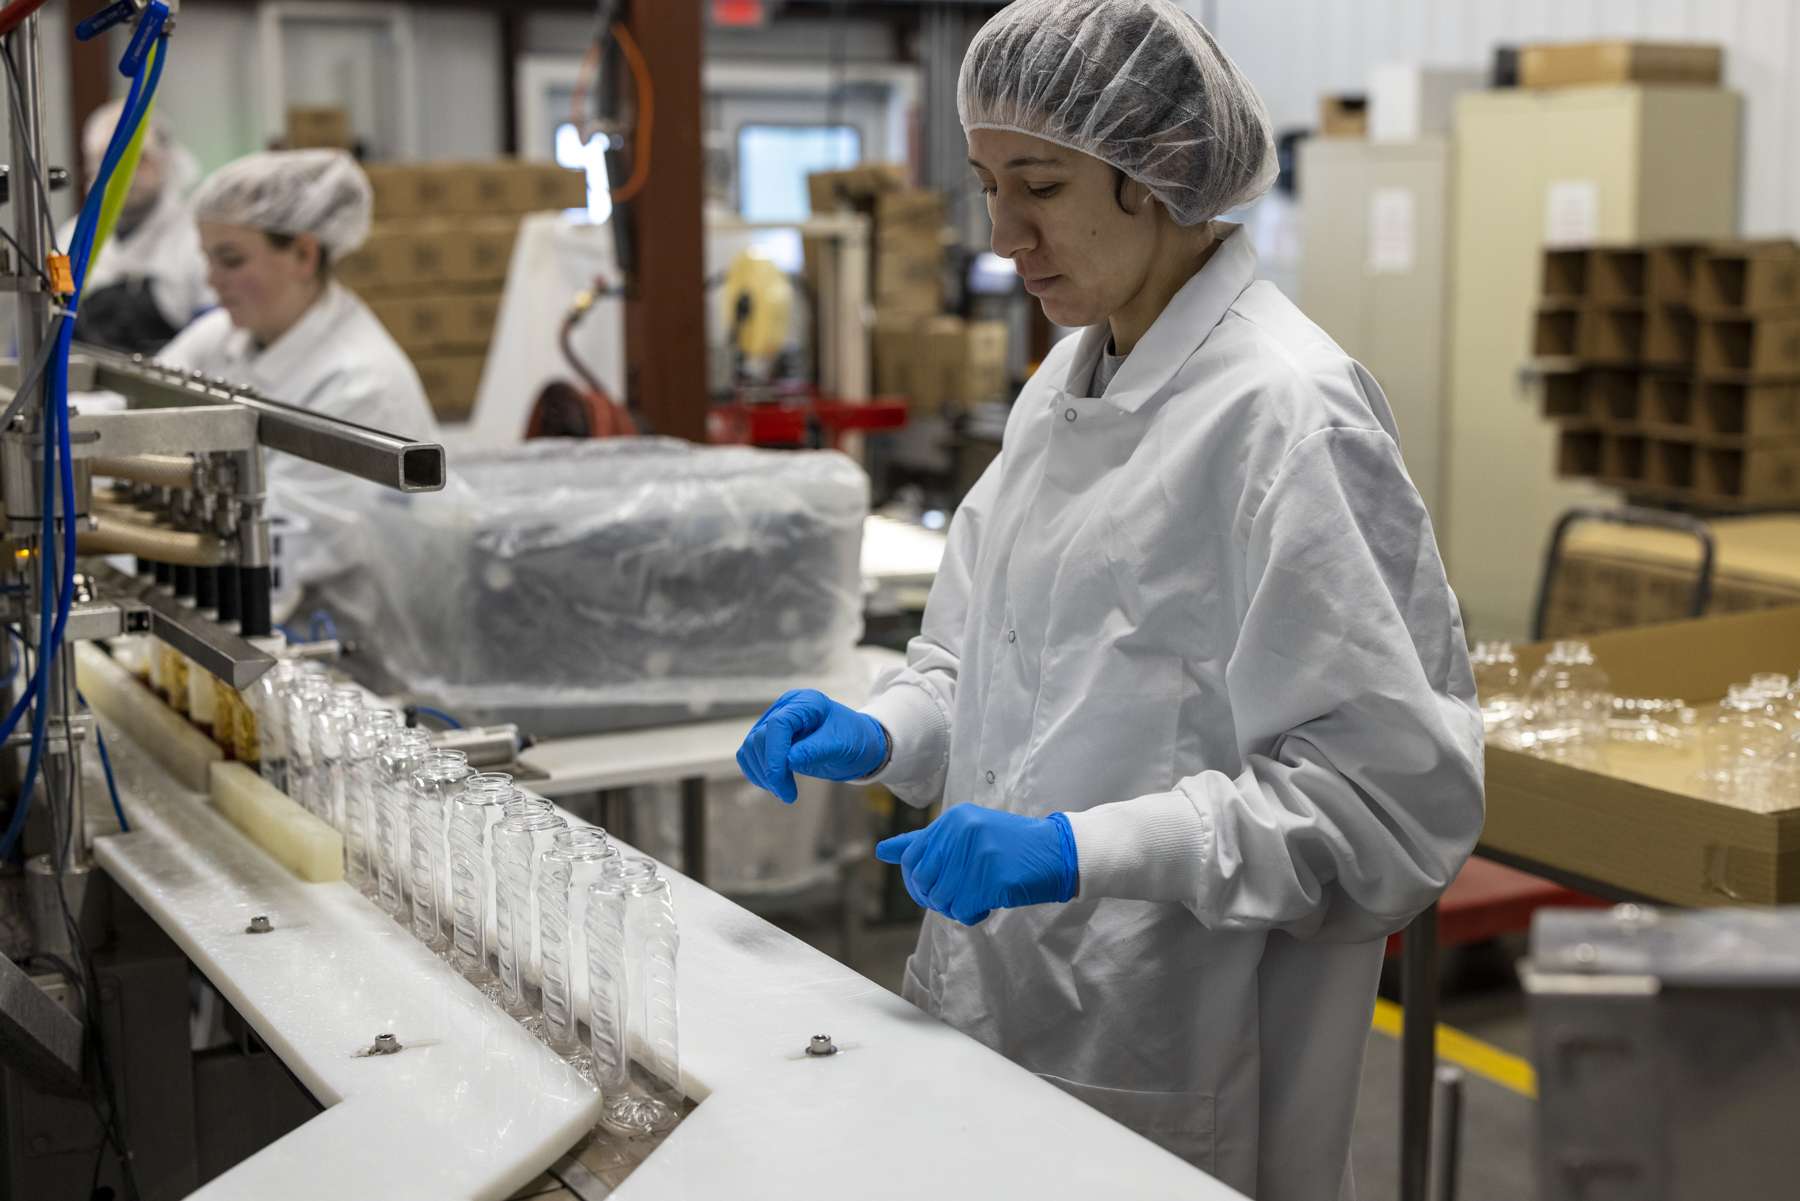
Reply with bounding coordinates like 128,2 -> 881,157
1401,902 -> 1439,1201
679,777 -> 707,887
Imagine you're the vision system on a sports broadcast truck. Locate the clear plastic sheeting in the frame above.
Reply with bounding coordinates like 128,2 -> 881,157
316,439 -> 869,736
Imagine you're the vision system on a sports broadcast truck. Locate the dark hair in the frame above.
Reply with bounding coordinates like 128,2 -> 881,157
263,231 -> 331,280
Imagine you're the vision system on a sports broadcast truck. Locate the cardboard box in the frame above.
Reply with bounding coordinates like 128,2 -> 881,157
1518,41 -> 1725,89
1698,314 -> 1800,379
363,163 -> 459,220
1695,380 -> 1800,442
366,291 -> 499,355
807,163 -> 907,215
871,311 -> 923,398
909,316 -> 1009,413
1643,305 -> 1697,368
1542,248 -> 1588,301
1697,444 -> 1800,503
1484,606 -> 1800,908
518,162 -> 589,213
413,352 -> 486,423
287,106 -> 351,150
1318,94 -> 1367,138
1368,64 -> 1486,143
1639,372 -> 1695,433
1648,243 -> 1703,305
423,217 -> 520,285
1693,240 -> 1800,314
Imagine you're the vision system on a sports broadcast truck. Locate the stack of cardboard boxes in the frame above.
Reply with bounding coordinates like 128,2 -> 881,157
286,106 -> 354,151
806,165 -> 1009,417
1537,240 -> 1800,508
336,160 -> 587,422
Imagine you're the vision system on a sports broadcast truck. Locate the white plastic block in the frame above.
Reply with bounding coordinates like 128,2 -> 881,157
74,642 -> 222,792
211,762 -> 344,883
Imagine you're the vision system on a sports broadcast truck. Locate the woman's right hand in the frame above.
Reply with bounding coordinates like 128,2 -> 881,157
736,689 -> 890,804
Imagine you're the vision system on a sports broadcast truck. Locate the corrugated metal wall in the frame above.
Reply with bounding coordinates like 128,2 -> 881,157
1197,0 -> 1799,235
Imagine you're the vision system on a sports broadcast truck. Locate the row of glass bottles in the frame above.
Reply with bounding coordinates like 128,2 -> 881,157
1700,673 -> 1800,810
1471,639 -> 1615,759
250,666 -> 682,1134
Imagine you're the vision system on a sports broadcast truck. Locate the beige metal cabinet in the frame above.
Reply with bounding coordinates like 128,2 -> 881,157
1445,86 -> 1740,639
1298,136 -> 1452,521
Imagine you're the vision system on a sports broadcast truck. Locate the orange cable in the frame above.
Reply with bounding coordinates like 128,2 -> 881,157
608,20 -> 654,204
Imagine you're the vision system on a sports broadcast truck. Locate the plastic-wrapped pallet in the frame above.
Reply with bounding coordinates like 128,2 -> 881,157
314,438 -> 869,736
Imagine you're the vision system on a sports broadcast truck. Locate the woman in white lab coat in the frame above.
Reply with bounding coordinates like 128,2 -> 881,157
736,2 -> 1485,1198
158,149 -> 438,594
56,100 -> 212,354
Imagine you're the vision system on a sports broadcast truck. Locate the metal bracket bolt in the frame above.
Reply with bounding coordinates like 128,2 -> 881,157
245,915 -> 272,934
805,1034 -> 838,1057
370,1033 -> 402,1055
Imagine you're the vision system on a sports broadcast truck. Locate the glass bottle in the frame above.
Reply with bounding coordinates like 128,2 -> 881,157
373,727 -> 432,918
249,659 -> 300,792
587,856 -> 681,1135
163,642 -> 191,716
343,709 -> 400,893
1525,640 -> 1612,759
1470,640 -> 1524,733
537,827 -> 618,1063
1702,685 -> 1787,806
1771,732 -> 1800,813
408,749 -> 471,953
448,773 -> 513,984
492,800 -> 568,1025
312,688 -> 365,834
284,673 -> 333,812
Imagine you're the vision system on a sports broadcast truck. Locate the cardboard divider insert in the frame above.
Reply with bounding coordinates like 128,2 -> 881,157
1644,306 -> 1697,368
1557,428 -> 1605,479
1640,373 -> 1695,432
1590,248 -> 1647,303
1697,446 -> 1800,503
1650,438 -> 1697,489
1648,244 -> 1702,306
1541,370 -> 1587,421
1695,380 -> 1800,440
1698,315 -> 1800,379
1604,433 -> 1648,483
1586,368 -> 1640,425
1542,249 -> 1588,301
1694,241 -> 1800,314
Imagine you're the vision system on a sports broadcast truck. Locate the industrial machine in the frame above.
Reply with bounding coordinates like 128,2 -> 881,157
0,5 -> 443,1193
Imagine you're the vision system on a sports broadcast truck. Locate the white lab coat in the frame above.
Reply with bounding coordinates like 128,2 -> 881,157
862,227 -> 1484,1200
157,282 -> 439,592
57,177 -> 213,336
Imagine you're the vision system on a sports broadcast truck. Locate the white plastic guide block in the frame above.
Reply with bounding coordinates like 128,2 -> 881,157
210,762 -> 343,883
74,642 -> 222,792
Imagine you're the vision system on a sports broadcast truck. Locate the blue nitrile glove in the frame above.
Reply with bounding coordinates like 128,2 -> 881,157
736,689 -> 889,804
875,804 -> 1079,926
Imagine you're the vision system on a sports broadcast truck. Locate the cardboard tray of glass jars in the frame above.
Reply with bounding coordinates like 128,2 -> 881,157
1485,604 -> 1800,907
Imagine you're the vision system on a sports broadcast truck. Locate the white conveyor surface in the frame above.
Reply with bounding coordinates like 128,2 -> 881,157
518,647 -> 904,800
93,707 -> 1241,1200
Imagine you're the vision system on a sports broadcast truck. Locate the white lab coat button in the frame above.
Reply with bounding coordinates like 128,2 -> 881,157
985,770 -> 996,784
1007,629 -> 1017,643
1064,408 -> 1078,422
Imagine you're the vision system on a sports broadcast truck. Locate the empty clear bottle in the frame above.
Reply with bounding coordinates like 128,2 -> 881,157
448,773 -> 514,984
1526,640 -> 1612,759
249,660 -> 300,792
408,749 -> 471,953
343,709 -> 400,893
1702,685 -> 1788,806
1470,641 -> 1525,733
373,727 -> 432,919
492,800 -> 568,1026
587,857 -> 681,1135
284,673 -> 333,813
537,827 -> 619,1063
1771,733 -> 1800,812
312,688 -> 365,834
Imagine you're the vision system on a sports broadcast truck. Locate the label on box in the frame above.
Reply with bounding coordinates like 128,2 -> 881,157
1366,187 -> 1415,275
1545,180 -> 1600,248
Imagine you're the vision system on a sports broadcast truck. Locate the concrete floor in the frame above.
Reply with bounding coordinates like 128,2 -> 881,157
776,911 -> 1539,1201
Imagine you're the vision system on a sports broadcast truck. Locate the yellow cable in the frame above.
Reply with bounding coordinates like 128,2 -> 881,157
1370,997 -> 1539,1099
88,42 -> 161,270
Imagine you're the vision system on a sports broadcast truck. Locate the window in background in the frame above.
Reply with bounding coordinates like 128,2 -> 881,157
737,124 -> 861,223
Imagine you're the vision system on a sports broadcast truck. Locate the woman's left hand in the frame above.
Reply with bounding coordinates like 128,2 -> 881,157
875,804 -> 1079,926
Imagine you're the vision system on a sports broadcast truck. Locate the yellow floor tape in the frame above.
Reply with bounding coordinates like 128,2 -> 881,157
1370,998 -> 1538,1100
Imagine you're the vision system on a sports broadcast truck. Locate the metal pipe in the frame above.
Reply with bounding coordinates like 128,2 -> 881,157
77,348 -> 447,493
88,453 -> 197,490
1401,903 -> 1440,1201
76,515 -> 230,566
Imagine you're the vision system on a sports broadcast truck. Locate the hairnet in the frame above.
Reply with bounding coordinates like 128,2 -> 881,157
958,0 -> 1277,226
192,149 -> 373,258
